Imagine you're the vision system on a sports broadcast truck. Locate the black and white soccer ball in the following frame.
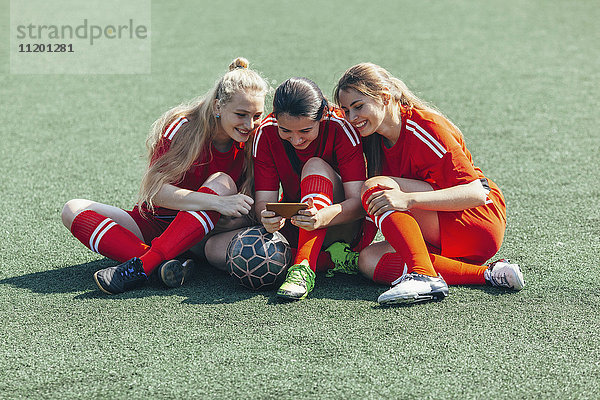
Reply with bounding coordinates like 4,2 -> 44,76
226,226 -> 292,290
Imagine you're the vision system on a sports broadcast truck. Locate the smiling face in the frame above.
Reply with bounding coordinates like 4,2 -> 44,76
215,90 -> 265,143
276,113 -> 321,150
337,88 -> 387,138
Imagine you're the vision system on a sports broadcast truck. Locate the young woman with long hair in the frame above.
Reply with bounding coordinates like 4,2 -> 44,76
253,77 -> 375,301
61,58 -> 269,294
333,62 -> 524,305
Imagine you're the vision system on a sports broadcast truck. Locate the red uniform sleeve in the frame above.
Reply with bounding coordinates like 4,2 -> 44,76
329,116 -> 367,182
150,137 -> 171,165
253,121 -> 280,192
407,115 -> 479,189
149,116 -> 189,165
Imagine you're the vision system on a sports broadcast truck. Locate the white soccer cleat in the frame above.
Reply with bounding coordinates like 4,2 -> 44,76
484,259 -> 525,290
377,273 -> 449,305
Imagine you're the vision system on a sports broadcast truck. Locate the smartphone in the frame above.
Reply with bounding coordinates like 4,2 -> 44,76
265,203 -> 309,218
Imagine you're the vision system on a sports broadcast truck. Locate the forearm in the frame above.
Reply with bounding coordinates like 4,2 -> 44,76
319,197 -> 365,227
408,180 -> 487,211
254,190 -> 279,220
153,184 -> 218,211
213,215 -> 253,233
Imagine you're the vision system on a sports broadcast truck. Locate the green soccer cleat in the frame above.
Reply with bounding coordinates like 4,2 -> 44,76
276,260 -> 316,300
324,241 -> 359,277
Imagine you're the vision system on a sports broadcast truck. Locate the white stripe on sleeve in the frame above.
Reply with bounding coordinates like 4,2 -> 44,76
330,116 -> 359,147
253,117 -> 277,157
166,117 -> 189,140
406,119 -> 447,158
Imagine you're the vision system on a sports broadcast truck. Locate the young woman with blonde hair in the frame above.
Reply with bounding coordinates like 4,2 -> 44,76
62,58 -> 269,294
333,62 -> 524,305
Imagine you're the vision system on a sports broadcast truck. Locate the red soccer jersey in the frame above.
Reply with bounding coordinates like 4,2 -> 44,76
144,116 -> 246,218
381,107 -> 492,190
253,109 -> 366,201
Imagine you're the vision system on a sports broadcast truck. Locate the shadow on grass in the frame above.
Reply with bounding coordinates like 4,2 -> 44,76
182,270 -> 383,305
0,258 -> 378,303
0,258 -> 383,304
0,259 -> 114,294
0,258 -> 267,303
0,259 -> 521,306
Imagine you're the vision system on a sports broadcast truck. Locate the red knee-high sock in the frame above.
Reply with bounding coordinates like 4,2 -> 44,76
70,210 -> 149,262
429,254 -> 487,285
352,217 -> 378,252
372,252 -> 407,285
139,187 -> 220,274
290,248 -> 334,272
294,174 -> 333,271
362,186 -> 436,277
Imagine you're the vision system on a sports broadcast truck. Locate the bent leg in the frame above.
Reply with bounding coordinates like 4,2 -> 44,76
139,172 -> 236,274
62,199 -> 149,261
62,199 -> 144,240
358,241 -> 395,280
293,157 -> 336,271
389,177 -> 441,248
361,177 -> 436,277
204,228 -> 249,271
358,241 -> 487,286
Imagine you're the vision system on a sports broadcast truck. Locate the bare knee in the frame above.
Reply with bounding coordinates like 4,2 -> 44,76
360,176 -> 400,198
202,172 -> 238,196
61,199 -> 93,229
204,237 -> 227,271
301,157 -> 335,180
204,229 -> 244,271
357,246 -> 379,280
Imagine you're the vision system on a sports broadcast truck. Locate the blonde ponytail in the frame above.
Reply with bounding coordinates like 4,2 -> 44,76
138,58 -> 268,213
229,57 -> 249,71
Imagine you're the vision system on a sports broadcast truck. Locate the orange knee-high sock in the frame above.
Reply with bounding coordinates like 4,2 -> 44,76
294,174 -> 333,271
139,187 -> 220,274
70,210 -> 149,262
372,252 -> 488,285
429,254 -> 487,285
362,186 -> 436,277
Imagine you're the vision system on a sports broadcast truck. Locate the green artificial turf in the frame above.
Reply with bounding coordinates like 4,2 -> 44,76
1,0 -> 599,398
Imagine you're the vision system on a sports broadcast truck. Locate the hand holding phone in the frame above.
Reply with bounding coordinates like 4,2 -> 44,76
265,202 -> 309,218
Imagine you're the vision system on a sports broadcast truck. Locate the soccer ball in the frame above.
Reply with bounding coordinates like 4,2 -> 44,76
226,226 -> 292,290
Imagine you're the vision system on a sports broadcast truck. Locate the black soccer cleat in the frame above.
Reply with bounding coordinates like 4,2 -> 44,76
94,257 -> 148,294
157,258 -> 195,288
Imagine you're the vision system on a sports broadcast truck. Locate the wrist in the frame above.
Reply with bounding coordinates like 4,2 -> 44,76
317,206 -> 334,227
208,197 -> 222,213
406,192 -> 418,209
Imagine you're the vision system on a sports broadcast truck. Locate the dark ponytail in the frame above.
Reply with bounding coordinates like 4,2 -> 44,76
273,77 -> 328,120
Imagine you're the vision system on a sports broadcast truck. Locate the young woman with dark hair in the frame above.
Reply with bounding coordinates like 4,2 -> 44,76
253,77 -> 375,300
